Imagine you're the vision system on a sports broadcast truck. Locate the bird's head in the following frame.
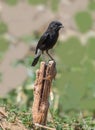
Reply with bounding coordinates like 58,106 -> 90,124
48,21 -> 64,32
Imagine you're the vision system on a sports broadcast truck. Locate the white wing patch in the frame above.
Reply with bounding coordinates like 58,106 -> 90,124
35,49 -> 42,58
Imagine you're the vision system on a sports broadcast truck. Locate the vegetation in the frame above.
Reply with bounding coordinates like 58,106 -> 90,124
55,36 -> 95,110
0,37 -> 9,52
28,0 -> 58,11
28,0 -> 46,5
0,73 -> 2,82
51,0 -> 59,11
88,0 -> 95,10
6,0 -> 18,5
5,0 -> 59,11
86,37 -> 95,59
0,37 -> 9,62
75,11 -> 93,33
0,97 -> 95,130
0,21 -> 8,34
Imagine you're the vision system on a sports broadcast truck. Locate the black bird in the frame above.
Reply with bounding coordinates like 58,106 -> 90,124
31,21 -> 64,66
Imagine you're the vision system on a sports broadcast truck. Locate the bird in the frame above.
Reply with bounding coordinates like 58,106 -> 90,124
31,21 -> 64,66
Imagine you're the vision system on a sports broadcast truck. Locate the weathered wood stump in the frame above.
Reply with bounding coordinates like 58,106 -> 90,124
32,61 -> 56,128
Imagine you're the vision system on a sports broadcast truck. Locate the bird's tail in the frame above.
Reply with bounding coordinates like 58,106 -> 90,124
31,55 -> 41,66
31,49 -> 41,66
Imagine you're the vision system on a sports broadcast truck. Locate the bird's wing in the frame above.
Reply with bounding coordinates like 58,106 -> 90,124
35,32 -> 49,54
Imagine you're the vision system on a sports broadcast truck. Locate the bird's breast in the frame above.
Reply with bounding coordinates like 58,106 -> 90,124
46,32 -> 58,49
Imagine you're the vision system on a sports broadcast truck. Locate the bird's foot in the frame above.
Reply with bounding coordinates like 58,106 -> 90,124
48,59 -> 56,66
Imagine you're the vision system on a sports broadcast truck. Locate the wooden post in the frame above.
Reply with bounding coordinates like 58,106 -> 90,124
32,61 -> 56,127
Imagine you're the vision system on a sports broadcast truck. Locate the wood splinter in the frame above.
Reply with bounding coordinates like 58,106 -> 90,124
32,60 -> 56,127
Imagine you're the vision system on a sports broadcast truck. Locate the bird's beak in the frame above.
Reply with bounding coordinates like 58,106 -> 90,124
60,25 -> 64,28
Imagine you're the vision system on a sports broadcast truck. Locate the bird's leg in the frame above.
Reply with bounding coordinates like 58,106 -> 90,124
46,50 -> 54,61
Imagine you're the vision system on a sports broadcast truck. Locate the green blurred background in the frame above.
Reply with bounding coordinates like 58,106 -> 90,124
0,0 -> 95,115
